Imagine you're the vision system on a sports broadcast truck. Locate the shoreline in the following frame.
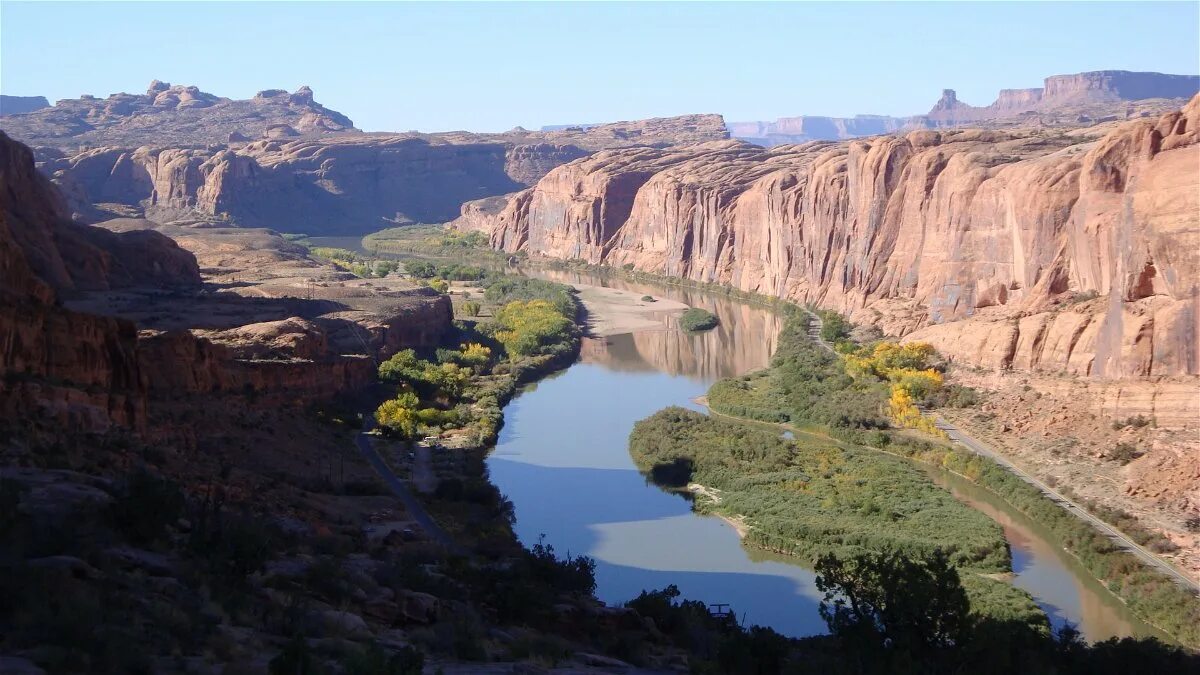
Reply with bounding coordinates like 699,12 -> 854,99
566,281 -> 690,337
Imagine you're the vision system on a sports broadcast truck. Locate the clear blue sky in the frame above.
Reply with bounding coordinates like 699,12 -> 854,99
2,1 -> 1197,132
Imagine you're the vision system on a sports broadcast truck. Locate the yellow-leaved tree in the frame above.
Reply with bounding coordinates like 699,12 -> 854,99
375,391 -> 420,438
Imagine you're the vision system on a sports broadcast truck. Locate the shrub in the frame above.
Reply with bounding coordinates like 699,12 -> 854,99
1106,442 -> 1144,465
376,392 -> 420,438
491,299 -> 578,359
679,308 -> 719,331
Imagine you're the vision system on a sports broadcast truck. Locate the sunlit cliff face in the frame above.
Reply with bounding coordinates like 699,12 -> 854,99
464,97 -> 1200,381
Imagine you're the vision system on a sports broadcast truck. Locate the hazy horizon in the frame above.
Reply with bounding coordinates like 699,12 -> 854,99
2,1 -> 1198,133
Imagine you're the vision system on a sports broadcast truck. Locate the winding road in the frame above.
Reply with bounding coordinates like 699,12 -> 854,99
803,309 -> 1199,594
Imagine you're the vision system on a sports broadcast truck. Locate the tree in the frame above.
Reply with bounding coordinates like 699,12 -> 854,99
461,301 -> 482,317
378,349 -> 421,382
459,342 -> 491,368
815,548 -> 973,670
421,362 -> 470,398
405,260 -> 436,278
375,392 -> 420,438
492,299 -> 575,358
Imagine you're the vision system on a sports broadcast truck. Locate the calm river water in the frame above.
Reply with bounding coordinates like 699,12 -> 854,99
486,268 -> 1159,642
313,234 -> 1160,641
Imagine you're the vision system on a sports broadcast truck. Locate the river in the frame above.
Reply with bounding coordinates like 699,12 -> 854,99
486,268 -> 1160,642
307,236 -> 1159,641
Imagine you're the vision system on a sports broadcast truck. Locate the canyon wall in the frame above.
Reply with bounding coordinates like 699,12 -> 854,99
15,112 -> 726,235
927,71 -> 1200,123
458,97 -> 1200,382
0,131 -> 448,438
734,70 -> 1199,147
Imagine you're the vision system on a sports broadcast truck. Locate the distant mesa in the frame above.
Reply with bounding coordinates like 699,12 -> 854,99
731,69 -> 1200,146
0,80 -> 358,146
924,70 -> 1200,123
0,95 -> 50,116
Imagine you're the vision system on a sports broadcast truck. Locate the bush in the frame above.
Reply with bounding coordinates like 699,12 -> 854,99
490,300 -> 578,359
629,408 -> 1014,578
1106,442 -> 1144,465
679,308 -> 719,331
641,295 -> 655,302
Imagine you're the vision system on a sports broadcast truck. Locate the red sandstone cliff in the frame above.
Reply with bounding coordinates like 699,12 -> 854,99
458,97 -> 1200,381
0,132 -> 446,438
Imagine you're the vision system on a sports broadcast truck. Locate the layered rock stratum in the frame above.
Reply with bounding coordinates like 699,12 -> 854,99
731,70 -> 1199,146
0,130 -> 450,439
0,81 -> 356,146
0,95 -> 50,116
457,97 -> 1200,385
1,84 -> 728,233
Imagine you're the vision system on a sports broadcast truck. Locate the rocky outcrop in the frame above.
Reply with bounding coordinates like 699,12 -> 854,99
732,70 -> 1198,147
32,114 -> 728,234
926,71 -> 1200,124
0,131 -> 201,432
0,82 -> 356,147
460,97 -> 1200,380
729,115 -> 909,146
0,95 -> 50,116
0,131 -> 450,438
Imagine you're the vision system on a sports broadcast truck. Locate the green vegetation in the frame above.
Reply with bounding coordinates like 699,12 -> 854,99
816,309 -> 851,343
679,307 -> 719,331
363,224 -> 496,258
807,548 -> 1197,675
481,276 -> 580,318
707,314 -> 890,434
405,260 -> 488,281
695,307 -> 1199,646
487,300 -> 578,360
629,408 -> 1043,626
370,274 -> 581,446
308,246 -> 401,278
625,546 -> 1196,674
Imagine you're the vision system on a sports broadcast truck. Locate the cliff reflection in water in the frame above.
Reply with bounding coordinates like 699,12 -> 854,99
534,268 -> 782,380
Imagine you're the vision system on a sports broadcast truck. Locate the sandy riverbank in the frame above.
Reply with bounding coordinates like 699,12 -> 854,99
569,283 -> 689,337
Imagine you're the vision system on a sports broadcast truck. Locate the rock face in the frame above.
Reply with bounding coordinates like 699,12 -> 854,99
0,95 -> 50,116
28,114 -> 728,234
1,130 -> 201,431
729,115 -> 908,146
925,71 -> 1200,124
0,131 -> 449,437
732,70 -> 1198,147
0,82 -> 356,146
459,97 -> 1200,381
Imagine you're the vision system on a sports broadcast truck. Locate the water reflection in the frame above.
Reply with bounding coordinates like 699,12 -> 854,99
484,266 -> 1154,642
536,268 -> 782,380
487,363 -> 828,637
931,471 -> 1163,643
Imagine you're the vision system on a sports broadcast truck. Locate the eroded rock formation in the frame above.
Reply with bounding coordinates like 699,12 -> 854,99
928,71 -> 1200,124
0,82 -> 355,146
0,95 -> 50,116
15,106 -> 727,234
0,131 -> 450,438
459,97 -> 1200,382
731,70 -> 1198,147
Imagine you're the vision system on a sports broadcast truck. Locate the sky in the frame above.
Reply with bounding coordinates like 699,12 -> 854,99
2,1 -> 1198,133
